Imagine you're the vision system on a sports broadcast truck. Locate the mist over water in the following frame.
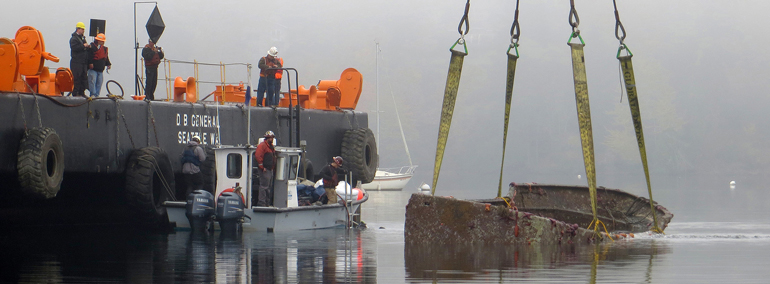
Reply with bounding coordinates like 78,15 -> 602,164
3,0 -> 770,282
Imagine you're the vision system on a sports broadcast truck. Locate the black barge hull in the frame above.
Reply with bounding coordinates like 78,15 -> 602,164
0,93 -> 371,227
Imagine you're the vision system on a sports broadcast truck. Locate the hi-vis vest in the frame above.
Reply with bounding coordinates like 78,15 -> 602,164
274,57 -> 284,79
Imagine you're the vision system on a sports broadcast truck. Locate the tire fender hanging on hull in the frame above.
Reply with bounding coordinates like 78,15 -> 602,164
17,127 -> 64,199
341,128 -> 378,184
125,146 -> 175,227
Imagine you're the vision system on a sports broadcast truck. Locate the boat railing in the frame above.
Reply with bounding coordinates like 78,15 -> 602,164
139,58 -> 251,103
378,165 -> 417,175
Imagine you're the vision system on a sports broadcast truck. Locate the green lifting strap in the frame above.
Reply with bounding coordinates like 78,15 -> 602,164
569,42 -> 601,233
432,48 -> 467,196
498,51 -> 518,197
618,55 -> 663,233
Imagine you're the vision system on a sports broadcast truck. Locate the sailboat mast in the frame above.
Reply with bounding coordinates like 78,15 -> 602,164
375,41 -> 380,154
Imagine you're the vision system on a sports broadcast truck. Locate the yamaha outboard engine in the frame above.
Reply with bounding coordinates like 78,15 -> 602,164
216,192 -> 245,233
185,190 -> 215,232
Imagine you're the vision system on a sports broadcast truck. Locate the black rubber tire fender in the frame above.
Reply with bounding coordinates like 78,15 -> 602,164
125,146 -> 175,225
341,128 -> 378,184
300,159 -> 315,181
17,127 -> 64,199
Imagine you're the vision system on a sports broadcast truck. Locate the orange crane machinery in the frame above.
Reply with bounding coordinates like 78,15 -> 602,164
0,26 -> 72,96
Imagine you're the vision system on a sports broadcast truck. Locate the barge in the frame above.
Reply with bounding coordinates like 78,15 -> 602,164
0,26 -> 378,228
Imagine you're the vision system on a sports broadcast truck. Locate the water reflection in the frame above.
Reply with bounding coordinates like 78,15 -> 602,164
404,239 -> 671,283
0,228 -> 377,283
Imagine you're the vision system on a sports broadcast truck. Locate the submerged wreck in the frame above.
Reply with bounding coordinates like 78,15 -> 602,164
404,183 -> 673,245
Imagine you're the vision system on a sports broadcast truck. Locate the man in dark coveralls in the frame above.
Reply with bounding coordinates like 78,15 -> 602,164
69,22 -> 89,97
142,39 -> 164,100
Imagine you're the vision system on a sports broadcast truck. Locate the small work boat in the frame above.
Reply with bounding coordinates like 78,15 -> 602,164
164,145 -> 368,232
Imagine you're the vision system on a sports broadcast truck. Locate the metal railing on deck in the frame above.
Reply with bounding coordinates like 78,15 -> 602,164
140,58 -> 251,103
378,165 -> 417,175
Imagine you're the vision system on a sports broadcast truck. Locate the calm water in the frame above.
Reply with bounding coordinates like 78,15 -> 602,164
2,189 -> 770,283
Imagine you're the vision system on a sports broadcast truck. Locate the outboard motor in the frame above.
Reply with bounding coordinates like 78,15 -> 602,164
186,190 -> 215,232
216,192 -> 245,233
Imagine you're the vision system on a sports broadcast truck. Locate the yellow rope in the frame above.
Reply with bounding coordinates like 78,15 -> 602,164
587,218 -> 614,242
495,196 -> 512,209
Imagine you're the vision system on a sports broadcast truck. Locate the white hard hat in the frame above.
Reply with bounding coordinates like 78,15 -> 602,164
268,47 -> 278,57
191,135 -> 200,142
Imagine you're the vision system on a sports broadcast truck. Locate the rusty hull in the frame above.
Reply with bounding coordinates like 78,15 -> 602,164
509,183 -> 673,233
405,193 -> 604,245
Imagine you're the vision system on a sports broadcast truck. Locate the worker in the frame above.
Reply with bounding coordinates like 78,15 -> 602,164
141,39 -> 164,100
69,22 -> 89,97
274,55 -> 284,103
256,47 -> 282,107
319,156 -> 346,204
255,130 -> 276,206
181,135 -> 206,197
87,33 -> 111,97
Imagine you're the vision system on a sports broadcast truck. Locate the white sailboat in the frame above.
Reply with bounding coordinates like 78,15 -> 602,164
361,43 -> 416,191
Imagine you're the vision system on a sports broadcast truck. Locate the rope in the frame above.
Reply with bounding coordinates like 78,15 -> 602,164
587,219 -> 615,242
450,0 -> 471,54
612,0 -> 627,45
148,101 -> 160,146
21,81 -> 45,128
16,93 -> 28,132
116,99 -> 136,149
137,155 -> 177,201
567,0 -> 584,44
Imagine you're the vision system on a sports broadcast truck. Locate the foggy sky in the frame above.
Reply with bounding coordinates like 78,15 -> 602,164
4,0 -> 770,219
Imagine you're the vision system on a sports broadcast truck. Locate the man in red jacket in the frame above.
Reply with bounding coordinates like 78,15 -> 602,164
87,33 -> 111,97
255,131 -> 276,206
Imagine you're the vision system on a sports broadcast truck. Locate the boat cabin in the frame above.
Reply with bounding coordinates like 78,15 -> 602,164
213,145 -> 302,209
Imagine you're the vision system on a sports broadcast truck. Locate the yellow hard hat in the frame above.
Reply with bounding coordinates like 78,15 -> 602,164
76,22 -> 86,29
95,33 -> 106,42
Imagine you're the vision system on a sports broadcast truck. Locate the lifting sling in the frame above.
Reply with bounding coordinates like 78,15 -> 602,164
498,0 -> 520,198
432,0 -> 470,195
614,0 -> 663,233
567,0 -> 606,237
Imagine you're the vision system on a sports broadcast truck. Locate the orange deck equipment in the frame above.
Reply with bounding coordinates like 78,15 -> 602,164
0,26 -> 71,96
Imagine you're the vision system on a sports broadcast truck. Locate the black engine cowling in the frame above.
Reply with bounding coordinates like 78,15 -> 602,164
185,190 -> 215,231
216,192 -> 245,232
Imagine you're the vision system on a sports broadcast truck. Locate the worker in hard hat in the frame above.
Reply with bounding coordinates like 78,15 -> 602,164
273,53 -> 284,103
254,130 -> 277,206
69,22 -> 90,97
181,135 -> 207,197
87,33 -> 111,97
142,39 -> 164,100
319,156 -> 347,204
256,47 -> 282,107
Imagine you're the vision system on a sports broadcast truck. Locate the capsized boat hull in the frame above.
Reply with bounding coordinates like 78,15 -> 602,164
405,193 -> 600,245
509,183 -> 673,233
404,184 -> 672,244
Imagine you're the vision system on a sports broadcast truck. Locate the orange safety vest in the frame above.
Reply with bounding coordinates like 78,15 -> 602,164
274,57 -> 284,79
